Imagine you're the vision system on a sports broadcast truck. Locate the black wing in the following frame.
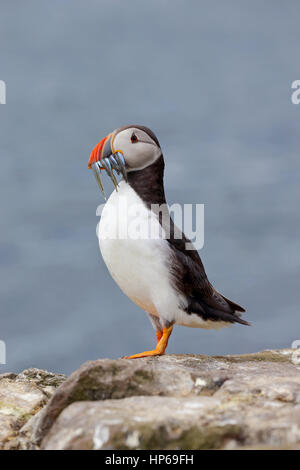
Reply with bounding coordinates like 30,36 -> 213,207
167,222 -> 249,326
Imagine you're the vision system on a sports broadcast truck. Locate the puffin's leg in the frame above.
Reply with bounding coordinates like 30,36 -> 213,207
147,313 -> 163,346
156,330 -> 163,345
123,317 -> 173,359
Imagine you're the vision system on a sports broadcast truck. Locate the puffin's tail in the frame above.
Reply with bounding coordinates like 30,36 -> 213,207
186,292 -> 250,326
221,295 -> 245,313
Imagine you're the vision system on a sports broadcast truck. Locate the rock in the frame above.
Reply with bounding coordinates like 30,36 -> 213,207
35,354 -> 204,443
2,350 -> 300,450
38,349 -> 300,450
42,396 -> 237,450
0,369 -> 65,449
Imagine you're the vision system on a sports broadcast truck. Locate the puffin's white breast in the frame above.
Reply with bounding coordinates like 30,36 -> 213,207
97,181 -> 181,321
97,181 -> 230,330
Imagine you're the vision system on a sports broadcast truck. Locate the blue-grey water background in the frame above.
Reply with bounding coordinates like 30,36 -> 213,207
0,0 -> 299,374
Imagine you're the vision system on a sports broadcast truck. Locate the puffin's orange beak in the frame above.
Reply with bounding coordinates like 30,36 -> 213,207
88,133 -> 113,169
88,132 -> 127,196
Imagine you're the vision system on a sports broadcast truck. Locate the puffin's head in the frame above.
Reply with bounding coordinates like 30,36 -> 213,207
88,125 -> 162,194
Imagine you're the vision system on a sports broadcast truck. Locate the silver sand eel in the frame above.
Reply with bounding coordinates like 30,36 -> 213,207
91,151 -> 128,198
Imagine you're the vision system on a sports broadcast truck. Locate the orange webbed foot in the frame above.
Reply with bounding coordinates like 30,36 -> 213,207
123,349 -> 164,359
122,325 -> 173,360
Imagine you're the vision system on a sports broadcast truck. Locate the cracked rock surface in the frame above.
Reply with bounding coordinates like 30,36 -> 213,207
0,369 -> 66,449
1,349 -> 300,450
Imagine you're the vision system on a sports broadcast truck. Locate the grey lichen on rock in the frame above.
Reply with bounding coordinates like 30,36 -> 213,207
1,349 -> 300,450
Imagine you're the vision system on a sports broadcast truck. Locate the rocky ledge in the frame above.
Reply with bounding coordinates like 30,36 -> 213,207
1,349 -> 300,450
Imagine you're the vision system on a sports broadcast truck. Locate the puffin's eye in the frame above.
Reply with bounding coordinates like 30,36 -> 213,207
131,133 -> 138,143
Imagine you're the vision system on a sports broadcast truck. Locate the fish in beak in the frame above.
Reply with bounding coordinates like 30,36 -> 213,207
88,133 -> 127,198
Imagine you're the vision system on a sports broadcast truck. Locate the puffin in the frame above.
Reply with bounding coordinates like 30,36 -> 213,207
88,125 -> 248,359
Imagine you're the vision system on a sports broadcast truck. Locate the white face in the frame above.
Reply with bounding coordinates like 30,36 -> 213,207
112,127 -> 162,172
